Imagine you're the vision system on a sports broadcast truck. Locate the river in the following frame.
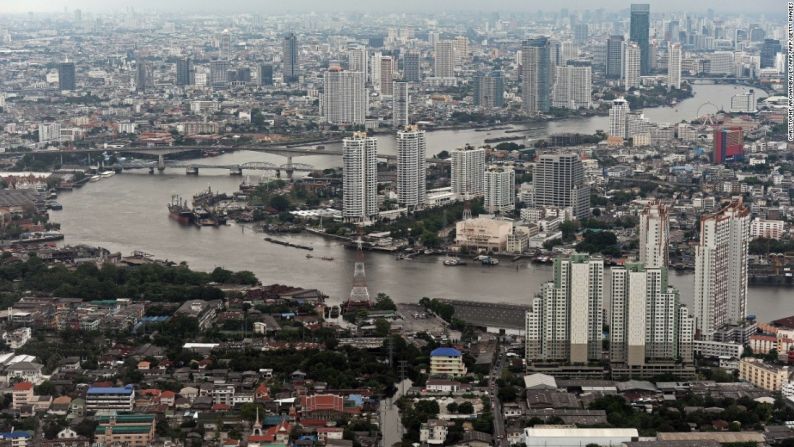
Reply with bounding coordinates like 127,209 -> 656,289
52,84 -> 790,323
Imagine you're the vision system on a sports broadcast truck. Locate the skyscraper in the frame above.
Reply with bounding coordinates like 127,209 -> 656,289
282,32 -> 299,83
209,61 -> 231,88
760,39 -> 781,68
639,200 -> 669,269
218,30 -> 232,60
573,23 -> 589,44
606,35 -> 625,79
396,125 -> 427,209
453,36 -> 469,66
609,264 -> 694,368
176,58 -> 193,86
58,62 -> 76,91
525,255 -> 604,364
551,61 -> 592,110
521,37 -> 551,115
135,59 -> 151,93
694,198 -> 750,340
259,64 -> 273,86
379,56 -> 394,96
347,46 -> 368,83
713,127 -> 744,164
484,166 -> 516,214
342,132 -> 379,222
630,4 -> 651,75
667,43 -> 682,89
392,81 -> 409,128
608,97 -> 630,139
322,68 -> 367,125
623,41 -> 641,91
434,41 -> 455,78
450,145 -> 486,200
474,70 -> 505,108
404,50 -> 421,82
532,153 -> 590,219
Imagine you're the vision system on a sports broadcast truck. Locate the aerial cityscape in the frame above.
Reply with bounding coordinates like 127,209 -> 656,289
0,0 -> 792,446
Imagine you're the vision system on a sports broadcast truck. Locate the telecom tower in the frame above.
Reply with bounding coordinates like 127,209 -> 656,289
344,230 -> 372,313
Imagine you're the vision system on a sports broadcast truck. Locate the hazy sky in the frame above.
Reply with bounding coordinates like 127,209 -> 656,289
0,0 -> 786,14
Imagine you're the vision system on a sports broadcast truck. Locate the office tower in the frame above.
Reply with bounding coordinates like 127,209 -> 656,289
532,153 -> 590,219
713,127 -> 744,164
135,59 -> 151,93
347,46 -> 368,83
434,41 -> 455,78
453,36 -> 469,65
573,23 -> 588,44
630,4 -> 651,75
606,35 -> 625,79
525,255 -> 604,364
639,200 -> 669,269
484,166 -> 515,214
521,37 -> 551,115
342,132 -> 379,222
396,125 -> 427,209
379,56 -> 394,96
236,67 -> 251,83
404,50 -> 421,82
392,81 -> 409,128
667,43 -> 681,89
648,41 -> 658,71
760,39 -> 781,68
259,64 -> 273,86
623,41 -> 641,91
219,30 -> 232,60
551,61 -> 592,110
282,32 -> 299,83
176,58 -> 193,86
474,70 -> 505,108
609,264 -> 694,367
608,97 -> 630,139
370,51 -> 382,89
694,198 -> 750,340
58,62 -> 76,91
322,68 -> 367,125
209,61 -> 231,87
450,145 -> 486,200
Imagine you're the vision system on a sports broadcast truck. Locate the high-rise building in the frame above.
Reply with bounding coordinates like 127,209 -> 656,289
370,51 -> 382,89
404,50 -> 421,82
58,62 -> 76,91
209,60 -> 231,88
259,64 -> 274,86
573,23 -> 589,44
667,43 -> 682,89
176,58 -> 193,86
484,166 -> 515,214
694,198 -> 750,340
639,200 -> 669,269
434,41 -> 455,78
135,59 -> 151,93
450,145 -> 486,200
347,46 -> 368,83
342,132 -> 379,222
392,81 -> 409,128
282,33 -> 299,83
525,255 -> 604,364
760,39 -> 781,68
38,122 -> 61,143
322,68 -> 367,125
396,125 -> 427,209
606,35 -> 625,79
609,264 -> 694,368
474,70 -> 505,108
219,30 -> 232,60
608,97 -> 630,139
630,3 -> 651,75
713,127 -> 744,164
453,36 -> 469,66
551,61 -> 592,110
623,41 -> 641,91
379,56 -> 394,96
521,37 -> 551,115
532,153 -> 590,219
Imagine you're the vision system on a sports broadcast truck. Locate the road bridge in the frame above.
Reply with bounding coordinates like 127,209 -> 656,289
114,159 -> 316,178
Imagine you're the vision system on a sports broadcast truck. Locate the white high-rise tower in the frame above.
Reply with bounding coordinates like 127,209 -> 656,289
668,42 -> 682,89
342,132 -> 378,222
608,97 -> 630,139
623,41 -> 641,91
639,200 -> 670,269
322,68 -> 367,125
392,81 -> 409,128
396,125 -> 427,209
450,145 -> 486,200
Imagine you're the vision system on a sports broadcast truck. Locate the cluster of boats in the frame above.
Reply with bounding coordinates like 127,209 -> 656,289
88,171 -> 116,183
167,195 -> 228,227
443,255 -> 499,266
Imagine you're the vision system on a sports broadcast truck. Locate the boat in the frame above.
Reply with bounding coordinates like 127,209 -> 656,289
263,237 -> 313,250
46,201 -> 63,210
168,196 -> 194,225
47,192 -> 58,200
13,231 -> 64,244
306,254 -> 313,259
320,256 -> 334,261
443,257 -> 466,266
100,170 -> 116,178
88,175 -> 101,182
476,255 -> 499,265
